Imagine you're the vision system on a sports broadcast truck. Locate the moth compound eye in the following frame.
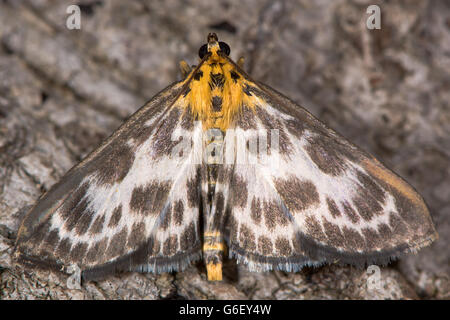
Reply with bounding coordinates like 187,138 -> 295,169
198,44 -> 208,59
219,42 -> 230,56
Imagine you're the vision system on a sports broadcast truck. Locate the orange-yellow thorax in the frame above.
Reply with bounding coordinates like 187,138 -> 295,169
183,46 -> 253,131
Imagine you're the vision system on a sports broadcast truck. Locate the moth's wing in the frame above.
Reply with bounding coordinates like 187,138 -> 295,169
15,81 -> 203,280
219,114 -> 323,271
223,79 -> 437,271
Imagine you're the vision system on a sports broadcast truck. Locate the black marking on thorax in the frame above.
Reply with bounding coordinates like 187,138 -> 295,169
207,62 -> 225,85
209,73 -> 225,89
194,71 -> 203,81
207,64 -> 227,124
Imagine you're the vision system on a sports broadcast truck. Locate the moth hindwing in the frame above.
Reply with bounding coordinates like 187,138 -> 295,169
15,33 -> 437,282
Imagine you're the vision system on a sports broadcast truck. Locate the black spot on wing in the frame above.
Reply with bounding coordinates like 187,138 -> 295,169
105,227 -> 128,259
230,173 -> 248,208
239,224 -> 256,252
173,200 -> 184,226
129,181 -> 171,216
108,205 -> 122,228
304,134 -> 352,176
163,235 -> 179,256
160,203 -> 172,231
64,198 -> 89,231
234,105 -> 257,130
86,238 -> 108,264
127,222 -> 146,249
228,213 -> 239,243
255,106 -> 293,156
263,200 -> 289,231
348,170 -> 386,222
180,222 -> 197,251
151,107 -> 182,158
59,182 -> 90,219
273,176 -> 319,213
129,186 -> 148,213
377,223 -> 392,240
284,118 -> 305,139
55,238 -> 72,261
352,191 -> 383,222
40,228 -> 60,254
322,218 -> 345,249
304,215 -> 327,243
151,239 -> 161,256
258,236 -> 273,255
186,167 -> 201,208
69,242 -> 88,262
89,214 -> 105,235
388,213 -> 408,238
357,170 -> 386,202
181,109 -> 194,130
74,207 -> 95,236
275,237 -> 292,256
250,197 -> 262,225
361,227 -> 383,250
342,226 -> 365,250
341,201 -> 360,224
94,143 -> 135,185
326,198 -> 341,219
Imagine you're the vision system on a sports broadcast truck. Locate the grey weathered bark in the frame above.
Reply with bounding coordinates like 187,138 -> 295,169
0,0 -> 448,299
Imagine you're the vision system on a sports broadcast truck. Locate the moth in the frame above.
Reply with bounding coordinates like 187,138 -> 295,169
15,33 -> 437,282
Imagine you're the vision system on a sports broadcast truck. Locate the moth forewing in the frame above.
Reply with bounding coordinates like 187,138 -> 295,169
15,80 -> 204,279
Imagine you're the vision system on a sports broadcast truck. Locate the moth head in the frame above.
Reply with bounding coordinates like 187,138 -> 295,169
198,32 -> 230,59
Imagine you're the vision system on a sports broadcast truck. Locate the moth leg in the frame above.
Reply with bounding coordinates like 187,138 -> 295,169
179,60 -> 192,78
237,57 -> 245,69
